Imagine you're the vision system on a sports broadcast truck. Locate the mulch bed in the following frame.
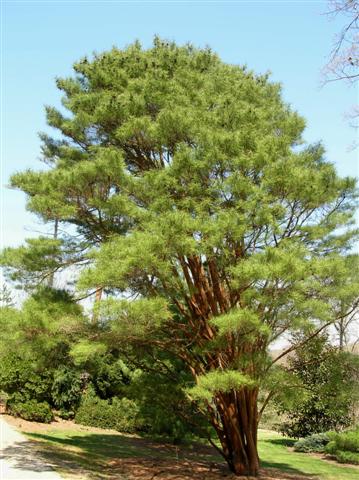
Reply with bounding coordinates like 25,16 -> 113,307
107,457 -> 316,480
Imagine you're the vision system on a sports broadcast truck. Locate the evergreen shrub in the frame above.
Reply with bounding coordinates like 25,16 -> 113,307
293,433 -> 330,453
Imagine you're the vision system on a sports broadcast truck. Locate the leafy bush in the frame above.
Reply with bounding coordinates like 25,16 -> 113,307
332,450 -> 359,464
75,389 -> 143,433
0,354 -> 53,404
293,433 -> 330,453
9,400 -> 53,423
57,409 -> 75,420
51,367 -> 83,412
92,358 -> 132,399
325,427 -> 359,464
0,290 -> 87,415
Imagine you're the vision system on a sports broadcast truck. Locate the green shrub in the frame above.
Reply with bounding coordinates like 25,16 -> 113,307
127,369 -> 208,443
51,367 -> 83,412
92,358 -> 131,399
75,389 -> 143,433
0,354 -> 53,404
57,409 -> 75,420
332,450 -> 359,464
325,427 -> 359,464
9,400 -> 53,423
293,433 -> 330,453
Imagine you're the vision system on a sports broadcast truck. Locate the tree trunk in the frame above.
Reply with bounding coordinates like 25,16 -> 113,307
48,218 -> 58,288
213,388 -> 260,477
338,319 -> 345,351
92,287 -> 103,324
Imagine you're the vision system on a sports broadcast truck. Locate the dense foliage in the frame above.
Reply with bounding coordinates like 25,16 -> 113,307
1,39 -> 358,476
51,367 -> 84,415
75,387 -> 143,433
9,400 -> 54,423
0,288 -> 83,408
0,287 -> 201,439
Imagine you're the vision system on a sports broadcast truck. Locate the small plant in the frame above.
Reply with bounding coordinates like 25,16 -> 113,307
293,433 -> 330,453
9,400 -> 53,423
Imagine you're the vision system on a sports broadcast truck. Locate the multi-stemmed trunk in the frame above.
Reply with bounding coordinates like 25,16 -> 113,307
211,387 -> 260,476
176,253 -> 261,475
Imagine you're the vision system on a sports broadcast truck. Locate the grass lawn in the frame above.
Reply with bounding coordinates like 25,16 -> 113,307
4,416 -> 359,480
258,430 -> 358,480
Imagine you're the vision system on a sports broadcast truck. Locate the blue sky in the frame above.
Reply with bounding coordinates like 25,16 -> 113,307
1,0 -> 358,248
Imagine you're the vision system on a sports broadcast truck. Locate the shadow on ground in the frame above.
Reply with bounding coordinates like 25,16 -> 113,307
263,438 -> 297,448
0,441 -> 60,474
21,432 -> 318,480
2,438 -> 109,480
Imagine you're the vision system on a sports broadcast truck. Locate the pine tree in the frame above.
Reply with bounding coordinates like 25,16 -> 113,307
2,39 -> 358,476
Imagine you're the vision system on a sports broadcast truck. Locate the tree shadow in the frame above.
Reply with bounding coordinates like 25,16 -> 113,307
22,431 -> 320,479
23,432 -> 226,479
2,438 -> 116,479
0,440 -> 61,478
261,459 -> 317,475
27,431 -> 220,461
263,437 -> 297,448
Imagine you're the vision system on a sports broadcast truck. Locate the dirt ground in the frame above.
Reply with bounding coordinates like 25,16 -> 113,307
3,415 -> 316,480
104,458 -> 317,480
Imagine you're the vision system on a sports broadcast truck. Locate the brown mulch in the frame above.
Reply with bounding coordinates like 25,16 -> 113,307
106,457 -> 315,480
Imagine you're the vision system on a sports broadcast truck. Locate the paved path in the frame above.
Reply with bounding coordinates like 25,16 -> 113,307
0,416 -> 62,479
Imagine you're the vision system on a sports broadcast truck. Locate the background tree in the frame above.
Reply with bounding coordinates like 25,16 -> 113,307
276,333 -> 359,438
327,255 -> 358,350
2,40 -> 358,477
324,1 -> 359,131
324,0 -> 359,84
0,283 -> 14,307
334,301 -> 359,350
0,286 -> 202,437
0,288 -> 85,417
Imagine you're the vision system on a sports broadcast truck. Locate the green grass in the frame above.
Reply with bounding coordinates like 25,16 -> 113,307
20,426 -> 359,480
258,430 -> 359,480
